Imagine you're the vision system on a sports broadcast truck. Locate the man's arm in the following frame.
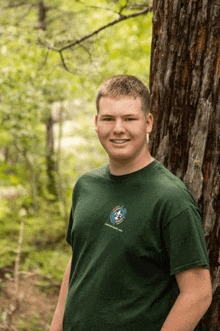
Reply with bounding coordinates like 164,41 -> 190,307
161,266 -> 212,331
50,259 -> 72,331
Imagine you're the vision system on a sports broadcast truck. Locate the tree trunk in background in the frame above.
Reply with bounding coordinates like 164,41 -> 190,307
56,106 -> 68,218
149,0 -> 220,329
38,0 -> 57,198
38,0 -> 47,30
46,112 -> 57,198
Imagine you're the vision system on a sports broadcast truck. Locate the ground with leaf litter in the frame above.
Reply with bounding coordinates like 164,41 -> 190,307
0,272 -> 59,331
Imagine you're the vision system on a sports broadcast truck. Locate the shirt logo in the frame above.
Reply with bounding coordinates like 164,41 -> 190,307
110,206 -> 126,224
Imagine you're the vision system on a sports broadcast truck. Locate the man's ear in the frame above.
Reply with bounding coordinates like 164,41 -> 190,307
146,113 -> 153,134
95,115 -> 98,132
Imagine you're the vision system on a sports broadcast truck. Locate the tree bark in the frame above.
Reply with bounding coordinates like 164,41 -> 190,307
38,0 -> 57,198
46,112 -> 57,198
38,0 -> 47,30
149,0 -> 220,329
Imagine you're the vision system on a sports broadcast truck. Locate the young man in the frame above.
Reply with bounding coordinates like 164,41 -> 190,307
50,75 -> 212,331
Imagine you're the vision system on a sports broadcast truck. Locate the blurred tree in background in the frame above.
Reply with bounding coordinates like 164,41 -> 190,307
0,0 -> 153,280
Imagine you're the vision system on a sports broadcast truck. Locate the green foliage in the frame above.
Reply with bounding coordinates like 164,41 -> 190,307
0,198 -> 10,219
23,249 -> 70,281
0,239 -> 17,268
18,311 -> 44,331
0,0 -> 152,281
25,201 -> 67,247
0,195 -> 71,279
0,130 -> 13,147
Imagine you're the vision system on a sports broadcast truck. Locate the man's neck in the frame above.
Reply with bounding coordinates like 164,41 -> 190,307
109,154 -> 154,176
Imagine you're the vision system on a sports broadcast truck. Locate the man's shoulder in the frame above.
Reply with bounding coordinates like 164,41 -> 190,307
153,161 -> 186,189
77,165 -> 109,182
151,161 -> 196,205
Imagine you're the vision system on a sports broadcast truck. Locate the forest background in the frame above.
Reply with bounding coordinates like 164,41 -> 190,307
1,0 -> 219,330
0,1 -> 153,330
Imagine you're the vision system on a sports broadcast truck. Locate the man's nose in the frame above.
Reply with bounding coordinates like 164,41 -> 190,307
113,119 -> 125,133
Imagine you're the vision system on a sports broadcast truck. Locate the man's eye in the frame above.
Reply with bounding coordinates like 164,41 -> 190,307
103,118 -> 113,121
125,118 -> 136,121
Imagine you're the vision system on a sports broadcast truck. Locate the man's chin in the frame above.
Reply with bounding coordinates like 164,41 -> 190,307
108,153 -> 132,163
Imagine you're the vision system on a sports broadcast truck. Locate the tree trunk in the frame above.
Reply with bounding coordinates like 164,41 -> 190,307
38,0 -> 47,30
38,0 -> 57,198
149,0 -> 220,329
56,105 -> 68,218
46,112 -> 57,198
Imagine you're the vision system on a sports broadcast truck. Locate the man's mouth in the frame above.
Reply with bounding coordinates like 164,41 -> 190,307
110,139 -> 130,144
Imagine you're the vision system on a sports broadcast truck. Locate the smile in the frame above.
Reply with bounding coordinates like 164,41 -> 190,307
110,139 -> 130,144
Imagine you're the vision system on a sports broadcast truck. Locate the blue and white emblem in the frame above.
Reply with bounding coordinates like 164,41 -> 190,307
110,206 -> 126,224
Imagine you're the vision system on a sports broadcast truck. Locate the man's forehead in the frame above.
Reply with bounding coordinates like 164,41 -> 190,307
100,95 -> 139,102
99,96 -> 142,111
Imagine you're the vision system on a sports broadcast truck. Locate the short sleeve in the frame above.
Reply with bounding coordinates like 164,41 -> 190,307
163,206 -> 210,275
66,180 -> 80,246
66,208 -> 73,245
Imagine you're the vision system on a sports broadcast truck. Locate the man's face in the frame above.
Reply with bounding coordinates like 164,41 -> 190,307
95,96 -> 153,166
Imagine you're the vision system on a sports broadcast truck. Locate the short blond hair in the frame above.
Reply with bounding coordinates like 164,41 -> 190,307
96,75 -> 151,114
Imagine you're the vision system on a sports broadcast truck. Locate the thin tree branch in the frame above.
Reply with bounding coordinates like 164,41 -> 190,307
4,1 -> 26,8
38,48 -> 49,70
42,5 -> 152,53
127,3 -> 152,10
78,3 -> 119,16
119,0 -> 130,16
14,220 -> 25,308
78,43 -> 93,62
59,51 -> 72,73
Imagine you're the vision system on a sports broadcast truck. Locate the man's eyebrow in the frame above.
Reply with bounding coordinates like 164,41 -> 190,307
99,113 -> 138,117
99,114 -> 114,118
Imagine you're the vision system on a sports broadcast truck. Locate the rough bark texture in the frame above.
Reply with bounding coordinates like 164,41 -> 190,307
149,0 -> 220,329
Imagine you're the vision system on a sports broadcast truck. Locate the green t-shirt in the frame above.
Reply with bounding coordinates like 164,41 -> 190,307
63,160 -> 209,331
